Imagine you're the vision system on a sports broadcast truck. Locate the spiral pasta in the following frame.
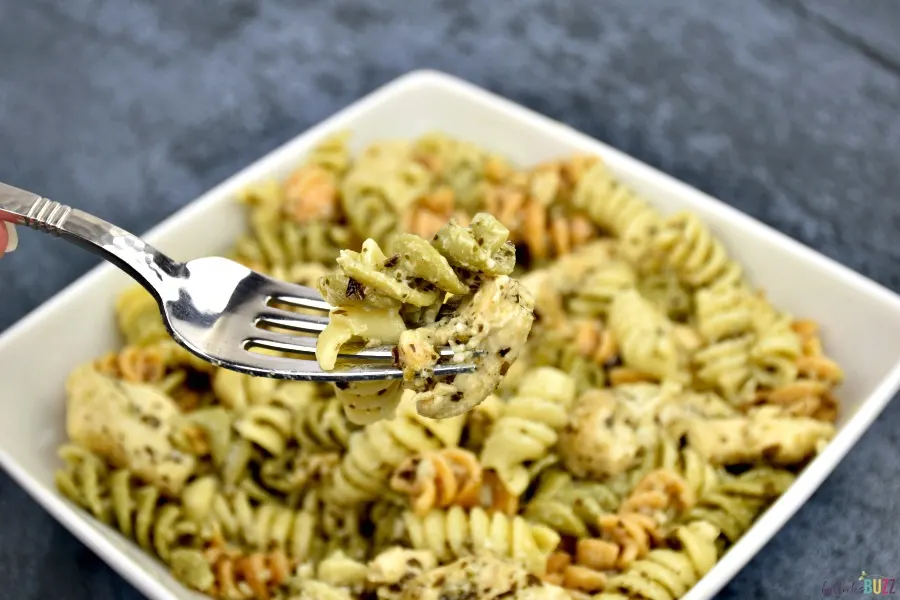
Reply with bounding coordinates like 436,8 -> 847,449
557,469 -> 695,588
323,392 -> 466,506
680,467 -> 795,549
341,139 -> 433,244
599,521 -> 721,600
629,433 -> 722,503
291,388 -> 360,453
233,403 -> 295,457
402,185 -> 472,240
608,289 -> 686,383
654,211 -> 744,290
390,448 -> 482,515
481,157 -> 601,263
566,259 -> 638,318
748,298 -> 802,389
235,211 -> 352,274
193,545 -> 295,600
526,319 -> 610,393
211,368 -> 281,410
402,506 -> 560,576
638,269 -> 693,322
412,132 -> 500,214
571,159 -> 664,266
480,367 -> 576,495
56,446 -> 202,564
523,469 -> 620,537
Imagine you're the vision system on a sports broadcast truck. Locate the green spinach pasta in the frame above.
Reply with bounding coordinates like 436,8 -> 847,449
55,131 -> 844,600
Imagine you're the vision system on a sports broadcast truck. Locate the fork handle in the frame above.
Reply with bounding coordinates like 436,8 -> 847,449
0,181 -> 183,293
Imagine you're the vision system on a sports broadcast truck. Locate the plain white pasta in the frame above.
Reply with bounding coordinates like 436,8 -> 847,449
608,289 -> 686,382
480,367 -> 576,495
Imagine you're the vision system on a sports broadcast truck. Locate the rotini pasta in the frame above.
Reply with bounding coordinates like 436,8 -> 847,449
608,289 -> 687,383
480,367 -> 576,495
523,469 -> 619,537
402,506 -> 560,576
56,446 -> 202,564
571,159 -> 663,266
680,467 -> 795,550
390,448 -> 482,515
341,139 -> 433,245
322,392 -> 466,506
55,132 -> 847,600
317,212 -> 534,422
599,521 -> 720,600
181,478 -> 323,562
654,211 -> 744,290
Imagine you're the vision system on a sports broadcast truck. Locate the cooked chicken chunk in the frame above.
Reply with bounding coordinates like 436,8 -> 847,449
686,406 -> 835,466
400,275 -> 535,419
65,364 -> 195,495
400,552 -> 569,600
557,389 -> 642,479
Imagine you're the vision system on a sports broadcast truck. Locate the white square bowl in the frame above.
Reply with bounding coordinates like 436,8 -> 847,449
3,70 -> 900,600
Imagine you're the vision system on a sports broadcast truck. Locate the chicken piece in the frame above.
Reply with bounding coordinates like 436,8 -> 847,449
557,389 -> 641,479
367,547 -> 437,599
685,406 -> 836,466
65,364 -> 196,496
654,389 -> 738,438
400,552 -> 569,600
402,275 -> 535,419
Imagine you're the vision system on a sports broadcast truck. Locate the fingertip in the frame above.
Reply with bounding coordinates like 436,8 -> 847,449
3,222 -> 16,253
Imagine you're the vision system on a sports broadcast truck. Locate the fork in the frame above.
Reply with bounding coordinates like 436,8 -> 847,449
0,181 -> 476,381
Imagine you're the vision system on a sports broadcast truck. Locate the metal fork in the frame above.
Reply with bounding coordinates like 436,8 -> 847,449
0,182 -> 476,381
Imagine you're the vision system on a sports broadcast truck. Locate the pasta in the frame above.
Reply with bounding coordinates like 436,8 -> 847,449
317,212 -> 535,423
608,289 -> 687,383
401,506 -> 560,576
680,467 -> 796,549
56,446 -> 201,563
654,211 -> 744,290
523,469 -> 620,537
480,367 -> 576,495
54,131 -> 846,600
570,160 -> 663,266
598,521 -> 720,600
389,448 -> 483,515
322,391 -> 466,506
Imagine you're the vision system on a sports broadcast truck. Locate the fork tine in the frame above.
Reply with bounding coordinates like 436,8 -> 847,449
246,329 -> 460,362
244,332 -> 320,356
255,308 -> 329,334
263,280 -> 332,313
229,348 -> 475,382
352,344 -> 459,360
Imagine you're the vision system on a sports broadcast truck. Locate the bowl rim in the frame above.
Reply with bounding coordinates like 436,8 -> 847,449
2,68 -> 900,600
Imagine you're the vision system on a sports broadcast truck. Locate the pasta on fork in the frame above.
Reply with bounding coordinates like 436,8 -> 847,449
316,212 -> 535,423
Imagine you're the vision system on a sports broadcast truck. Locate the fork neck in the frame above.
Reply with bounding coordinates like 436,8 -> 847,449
0,181 -> 185,297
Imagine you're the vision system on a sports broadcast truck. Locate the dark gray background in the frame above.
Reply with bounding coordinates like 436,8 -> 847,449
1,0 -> 899,598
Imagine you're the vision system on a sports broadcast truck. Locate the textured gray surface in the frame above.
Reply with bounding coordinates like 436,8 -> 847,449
1,0 -> 899,598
